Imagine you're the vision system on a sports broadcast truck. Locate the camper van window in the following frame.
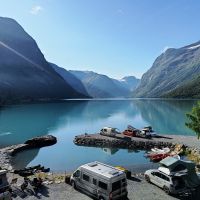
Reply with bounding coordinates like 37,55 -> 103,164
112,180 -> 121,191
93,178 -> 97,185
83,174 -> 90,182
99,181 -> 107,190
74,170 -> 80,178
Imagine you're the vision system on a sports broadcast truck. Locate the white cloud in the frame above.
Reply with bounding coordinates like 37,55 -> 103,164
30,5 -> 43,15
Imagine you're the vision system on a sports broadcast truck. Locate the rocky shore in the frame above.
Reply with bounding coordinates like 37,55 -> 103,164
0,135 -> 57,170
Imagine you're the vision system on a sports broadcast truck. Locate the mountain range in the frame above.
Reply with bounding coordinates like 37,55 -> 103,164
1,16 -> 200,104
69,70 -> 140,98
0,17 -> 87,104
134,41 -> 200,98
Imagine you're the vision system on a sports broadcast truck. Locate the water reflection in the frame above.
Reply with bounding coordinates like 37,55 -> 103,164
134,99 -> 197,134
11,149 -> 40,170
0,99 -> 197,171
101,148 -> 119,155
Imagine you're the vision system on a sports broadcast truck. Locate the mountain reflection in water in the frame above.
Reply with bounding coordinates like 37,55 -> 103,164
0,99 -> 196,171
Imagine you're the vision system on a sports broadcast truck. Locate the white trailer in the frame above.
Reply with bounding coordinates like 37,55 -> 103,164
70,161 -> 128,200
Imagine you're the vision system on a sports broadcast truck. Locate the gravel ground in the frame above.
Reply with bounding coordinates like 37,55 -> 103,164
13,175 -> 185,200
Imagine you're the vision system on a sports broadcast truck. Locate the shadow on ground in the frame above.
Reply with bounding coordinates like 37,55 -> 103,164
12,185 -> 49,199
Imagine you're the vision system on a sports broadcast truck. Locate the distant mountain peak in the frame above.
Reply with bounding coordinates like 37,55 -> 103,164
70,71 -> 140,98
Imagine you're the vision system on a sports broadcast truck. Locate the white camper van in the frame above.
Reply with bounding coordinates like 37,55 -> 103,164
100,127 -> 120,137
70,161 -> 128,200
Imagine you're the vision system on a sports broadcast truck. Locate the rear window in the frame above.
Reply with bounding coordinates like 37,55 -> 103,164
99,181 -> 107,190
112,180 -> 121,191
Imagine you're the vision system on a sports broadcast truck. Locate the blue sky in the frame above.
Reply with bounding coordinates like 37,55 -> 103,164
1,0 -> 200,79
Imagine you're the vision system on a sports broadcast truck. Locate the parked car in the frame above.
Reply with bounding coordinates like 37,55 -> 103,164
122,129 -> 138,137
136,130 -> 152,139
122,125 -> 151,139
100,127 -> 120,137
144,169 -> 186,195
70,161 -> 128,200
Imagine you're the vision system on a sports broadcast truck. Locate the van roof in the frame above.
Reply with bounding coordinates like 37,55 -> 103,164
81,161 -> 124,179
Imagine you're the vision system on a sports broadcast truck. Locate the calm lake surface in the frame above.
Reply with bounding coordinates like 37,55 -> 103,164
0,99 -> 197,172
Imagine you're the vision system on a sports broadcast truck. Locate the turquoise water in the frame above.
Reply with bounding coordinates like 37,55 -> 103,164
0,99 -> 197,171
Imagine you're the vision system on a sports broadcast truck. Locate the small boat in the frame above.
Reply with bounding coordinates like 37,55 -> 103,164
146,147 -> 170,158
150,153 -> 170,162
149,152 -> 181,162
151,147 -> 170,154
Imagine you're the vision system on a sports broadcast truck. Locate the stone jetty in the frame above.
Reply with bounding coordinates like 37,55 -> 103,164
0,135 -> 57,170
74,133 -> 200,152
74,134 -> 174,150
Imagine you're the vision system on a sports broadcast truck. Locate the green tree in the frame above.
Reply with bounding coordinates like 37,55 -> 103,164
185,101 -> 200,139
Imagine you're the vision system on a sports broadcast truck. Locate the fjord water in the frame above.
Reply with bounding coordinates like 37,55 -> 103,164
0,99 -> 197,171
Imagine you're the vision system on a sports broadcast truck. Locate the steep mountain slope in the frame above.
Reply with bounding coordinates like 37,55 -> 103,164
163,74 -> 200,98
50,63 -> 90,97
70,70 -> 131,98
134,41 -> 200,97
0,17 -> 85,104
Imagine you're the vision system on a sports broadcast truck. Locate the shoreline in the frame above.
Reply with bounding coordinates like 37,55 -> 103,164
0,135 -> 57,171
1,133 -> 200,172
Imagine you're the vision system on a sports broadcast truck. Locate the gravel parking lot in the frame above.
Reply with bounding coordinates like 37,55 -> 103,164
14,174 -> 190,200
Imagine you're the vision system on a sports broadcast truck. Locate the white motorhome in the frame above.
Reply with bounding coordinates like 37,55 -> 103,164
100,127 -> 120,137
70,161 -> 128,200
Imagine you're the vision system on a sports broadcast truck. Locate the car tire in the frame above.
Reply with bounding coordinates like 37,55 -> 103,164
145,175 -> 150,183
71,181 -> 76,189
163,186 -> 170,194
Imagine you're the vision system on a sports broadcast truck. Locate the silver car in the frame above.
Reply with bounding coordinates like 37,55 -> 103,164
144,169 -> 186,195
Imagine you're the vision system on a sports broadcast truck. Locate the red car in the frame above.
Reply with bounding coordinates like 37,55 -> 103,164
122,129 -> 137,137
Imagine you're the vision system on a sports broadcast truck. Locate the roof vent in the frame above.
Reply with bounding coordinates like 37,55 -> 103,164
88,162 -> 98,167
109,170 -> 119,175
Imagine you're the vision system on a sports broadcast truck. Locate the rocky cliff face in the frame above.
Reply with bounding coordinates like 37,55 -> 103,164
134,41 -> 200,97
0,17 -> 85,104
